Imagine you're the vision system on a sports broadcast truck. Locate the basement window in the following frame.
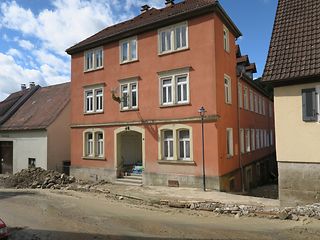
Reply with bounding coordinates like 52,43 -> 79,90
28,158 -> 36,169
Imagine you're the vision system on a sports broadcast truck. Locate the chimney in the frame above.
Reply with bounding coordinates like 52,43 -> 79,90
141,4 -> 150,13
21,84 -> 26,91
29,82 -> 35,88
165,0 -> 175,7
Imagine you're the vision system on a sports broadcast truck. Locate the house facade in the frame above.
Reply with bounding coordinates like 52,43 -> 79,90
0,83 -> 71,174
67,0 -> 275,191
263,0 -> 320,205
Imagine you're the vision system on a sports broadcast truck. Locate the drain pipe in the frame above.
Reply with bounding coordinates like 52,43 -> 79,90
237,73 -> 245,192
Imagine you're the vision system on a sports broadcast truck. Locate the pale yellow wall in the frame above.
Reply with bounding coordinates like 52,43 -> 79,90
274,83 -> 320,163
47,102 -> 71,170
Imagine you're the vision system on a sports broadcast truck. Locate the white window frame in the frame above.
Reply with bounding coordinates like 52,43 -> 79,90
159,68 -> 190,106
120,80 -> 138,111
245,128 -> 251,153
240,128 -> 245,154
162,130 -> 174,160
224,74 -> 232,104
178,129 -> 191,160
238,83 -> 243,108
244,87 -> 249,110
84,47 -> 103,72
83,129 -> 105,159
254,93 -> 259,113
119,36 -> 138,64
226,128 -> 233,157
84,86 -> 104,114
158,124 -> 193,162
158,22 -> 188,55
223,25 -> 230,52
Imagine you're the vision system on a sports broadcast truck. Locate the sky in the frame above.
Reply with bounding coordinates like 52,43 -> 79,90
0,0 -> 278,101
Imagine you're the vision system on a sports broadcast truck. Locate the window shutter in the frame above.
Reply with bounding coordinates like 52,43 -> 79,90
302,88 -> 317,122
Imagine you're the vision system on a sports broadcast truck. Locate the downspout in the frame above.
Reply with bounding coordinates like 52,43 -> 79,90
237,73 -> 245,192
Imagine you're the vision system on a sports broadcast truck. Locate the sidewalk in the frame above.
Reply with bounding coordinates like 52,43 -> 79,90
103,184 -> 280,208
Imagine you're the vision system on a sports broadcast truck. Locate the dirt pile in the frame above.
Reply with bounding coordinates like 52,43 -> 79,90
1,168 -> 75,189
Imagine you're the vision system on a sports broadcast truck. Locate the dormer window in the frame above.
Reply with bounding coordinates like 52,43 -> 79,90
84,47 -> 103,72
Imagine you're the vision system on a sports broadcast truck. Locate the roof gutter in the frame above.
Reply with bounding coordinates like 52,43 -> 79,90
262,74 -> 320,87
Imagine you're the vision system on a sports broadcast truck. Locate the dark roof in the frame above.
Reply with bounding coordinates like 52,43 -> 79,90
262,0 -> 320,85
66,0 -> 241,55
0,86 -> 39,125
0,82 -> 70,131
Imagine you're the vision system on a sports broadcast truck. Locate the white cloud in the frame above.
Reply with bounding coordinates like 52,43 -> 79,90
18,39 -> 34,50
7,48 -> 22,58
2,33 -> 10,41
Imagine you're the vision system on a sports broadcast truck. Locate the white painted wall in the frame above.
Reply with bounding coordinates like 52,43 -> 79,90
0,130 -> 47,173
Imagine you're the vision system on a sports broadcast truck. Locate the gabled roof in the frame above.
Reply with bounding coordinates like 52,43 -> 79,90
0,82 -> 70,131
262,0 -> 320,85
0,86 -> 39,125
66,0 -> 241,55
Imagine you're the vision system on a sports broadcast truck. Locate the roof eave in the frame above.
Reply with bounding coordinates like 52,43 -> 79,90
262,75 -> 320,87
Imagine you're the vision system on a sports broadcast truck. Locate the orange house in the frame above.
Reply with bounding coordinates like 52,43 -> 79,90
66,0 -> 275,191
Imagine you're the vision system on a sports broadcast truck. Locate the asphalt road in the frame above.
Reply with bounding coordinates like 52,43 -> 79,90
0,189 -> 320,240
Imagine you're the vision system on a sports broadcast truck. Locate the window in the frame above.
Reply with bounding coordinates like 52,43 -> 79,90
84,47 -> 103,71
223,25 -> 230,52
159,125 -> 193,162
251,129 -> 255,151
302,88 -> 319,122
245,129 -> 251,152
258,96 -> 262,114
262,99 -> 266,115
159,22 -> 188,54
163,130 -> 174,160
226,128 -> 233,157
256,129 -> 260,149
240,128 -> 245,154
250,90 -> 254,111
269,102 -> 273,117
84,87 -> 104,113
266,131 -> 270,147
28,158 -> 36,169
84,129 -> 104,159
260,129 -> 264,148
238,83 -> 243,108
120,81 -> 138,110
244,87 -> 249,110
254,93 -> 258,113
159,69 -> 189,106
178,130 -> 190,160
224,75 -> 232,104
270,130 -> 274,146
120,37 -> 138,63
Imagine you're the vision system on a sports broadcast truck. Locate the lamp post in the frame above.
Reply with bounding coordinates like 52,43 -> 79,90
198,106 -> 206,191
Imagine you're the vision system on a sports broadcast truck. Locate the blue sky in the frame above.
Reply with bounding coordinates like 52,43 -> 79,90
0,0 -> 278,101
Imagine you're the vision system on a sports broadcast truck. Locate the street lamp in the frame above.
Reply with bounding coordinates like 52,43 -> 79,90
198,106 -> 206,191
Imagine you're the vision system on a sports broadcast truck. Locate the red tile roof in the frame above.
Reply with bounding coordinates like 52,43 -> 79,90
66,0 -> 241,54
0,83 -> 70,131
262,0 -> 320,84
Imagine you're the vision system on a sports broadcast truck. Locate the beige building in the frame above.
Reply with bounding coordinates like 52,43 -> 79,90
263,0 -> 320,205
0,83 -> 70,174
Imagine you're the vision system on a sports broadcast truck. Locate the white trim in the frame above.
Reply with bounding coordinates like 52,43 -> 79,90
224,74 -> 232,104
83,128 -> 105,159
223,25 -> 230,52
226,128 -> 233,157
119,36 -> 138,64
84,47 -> 104,72
84,86 -> 104,114
120,79 -> 138,111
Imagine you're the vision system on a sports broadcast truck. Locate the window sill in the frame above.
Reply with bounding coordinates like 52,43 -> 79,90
160,103 -> 190,108
158,47 -> 189,57
158,160 -> 196,166
120,59 -> 139,65
84,67 -> 104,73
82,156 -> 106,161
84,111 -> 104,115
120,108 -> 139,112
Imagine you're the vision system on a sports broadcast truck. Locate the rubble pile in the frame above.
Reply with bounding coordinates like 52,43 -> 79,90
1,168 -> 75,189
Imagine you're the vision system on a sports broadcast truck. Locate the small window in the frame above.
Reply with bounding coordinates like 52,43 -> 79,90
226,128 -> 233,157
159,22 -> 188,54
159,70 -> 189,106
84,87 -> 104,114
251,129 -> 255,151
240,128 -> 245,154
163,130 -> 174,160
84,47 -> 103,71
120,81 -> 138,110
28,158 -> 36,169
245,129 -> 251,152
244,87 -> 249,110
120,37 -> 138,63
223,25 -> 230,52
224,75 -> 232,104
302,88 -> 318,122
238,83 -> 243,108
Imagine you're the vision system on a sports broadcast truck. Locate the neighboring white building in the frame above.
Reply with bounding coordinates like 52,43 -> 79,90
0,82 -> 70,174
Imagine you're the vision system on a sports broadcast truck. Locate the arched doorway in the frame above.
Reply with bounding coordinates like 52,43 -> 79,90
114,126 -> 145,178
